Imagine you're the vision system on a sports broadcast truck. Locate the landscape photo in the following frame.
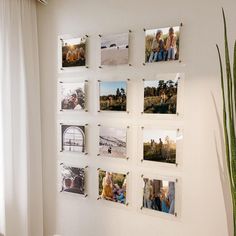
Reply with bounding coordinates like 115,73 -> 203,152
143,178 -> 175,215
145,26 -> 180,63
101,32 -> 129,65
143,129 -> 177,164
144,77 -> 178,114
61,125 -> 85,153
99,81 -> 127,111
62,37 -> 86,67
60,82 -> 85,110
60,163 -> 85,195
99,127 -> 127,158
99,170 -> 127,204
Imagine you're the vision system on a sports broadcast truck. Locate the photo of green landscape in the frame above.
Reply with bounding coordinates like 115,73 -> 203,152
144,77 -> 178,114
99,81 -> 127,111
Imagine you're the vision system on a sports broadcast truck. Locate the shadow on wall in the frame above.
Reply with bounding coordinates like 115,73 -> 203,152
212,93 -> 233,236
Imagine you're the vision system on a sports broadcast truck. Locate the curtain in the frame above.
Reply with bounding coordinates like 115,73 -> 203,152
0,0 -> 43,235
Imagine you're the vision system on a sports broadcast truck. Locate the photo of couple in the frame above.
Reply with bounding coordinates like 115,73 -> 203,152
60,163 -> 85,195
145,26 -> 180,63
143,178 -> 175,215
99,170 -> 127,204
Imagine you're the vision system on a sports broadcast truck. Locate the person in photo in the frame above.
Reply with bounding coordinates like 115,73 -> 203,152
165,27 -> 177,60
101,172 -> 114,201
143,179 -> 153,209
148,30 -> 165,63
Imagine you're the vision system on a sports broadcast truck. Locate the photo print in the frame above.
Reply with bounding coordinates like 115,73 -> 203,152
62,37 -> 86,67
99,170 -> 127,204
145,26 -> 180,63
142,178 -> 175,215
143,129 -> 177,164
101,32 -> 129,65
60,163 -> 85,195
143,75 -> 179,114
60,82 -> 86,111
99,81 -> 127,111
61,124 -> 85,153
99,126 -> 127,158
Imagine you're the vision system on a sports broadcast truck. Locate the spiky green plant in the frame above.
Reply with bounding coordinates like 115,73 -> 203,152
216,8 -> 236,236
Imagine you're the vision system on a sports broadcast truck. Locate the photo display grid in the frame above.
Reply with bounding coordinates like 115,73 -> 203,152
57,25 -> 183,216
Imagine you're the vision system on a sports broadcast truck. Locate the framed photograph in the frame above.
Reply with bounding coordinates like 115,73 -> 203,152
99,81 -> 127,112
61,36 -> 86,68
143,129 -> 177,164
61,124 -> 86,153
145,26 -> 180,63
101,32 -> 129,66
60,163 -> 86,195
142,177 -> 176,215
60,82 -> 86,111
98,169 -> 127,205
99,126 -> 127,159
143,75 -> 179,114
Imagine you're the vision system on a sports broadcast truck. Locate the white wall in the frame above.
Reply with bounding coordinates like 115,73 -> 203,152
36,0 -> 236,235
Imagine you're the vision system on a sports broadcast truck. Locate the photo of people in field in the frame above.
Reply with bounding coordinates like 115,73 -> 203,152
60,163 -> 85,195
145,26 -> 180,63
60,82 -> 85,110
101,32 -> 129,65
99,81 -> 127,111
61,125 -> 85,153
99,127 -> 127,158
62,37 -> 86,67
143,178 -> 175,215
144,77 -> 178,114
143,129 -> 177,164
99,170 -> 127,204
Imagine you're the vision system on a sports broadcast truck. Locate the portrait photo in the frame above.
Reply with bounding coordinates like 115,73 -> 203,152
62,37 -> 86,67
99,170 -> 127,204
145,26 -> 180,63
60,163 -> 85,195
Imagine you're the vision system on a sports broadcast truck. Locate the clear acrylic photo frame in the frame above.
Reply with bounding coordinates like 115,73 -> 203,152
97,123 -> 131,161
57,79 -> 89,113
58,161 -> 89,198
98,30 -> 132,68
140,73 -> 184,119
96,167 -> 131,209
137,125 -> 184,168
57,121 -> 89,157
58,34 -> 89,73
137,172 -> 181,220
96,79 -> 131,114
142,23 -> 183,66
